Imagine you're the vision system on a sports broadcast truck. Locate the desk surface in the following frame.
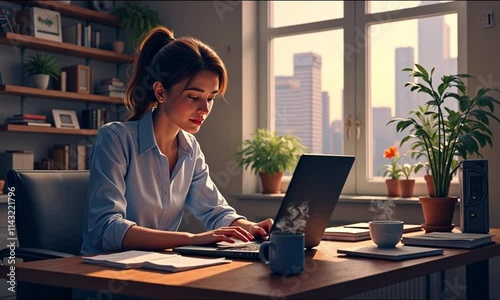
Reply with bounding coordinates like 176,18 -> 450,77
3,229 -> 500,299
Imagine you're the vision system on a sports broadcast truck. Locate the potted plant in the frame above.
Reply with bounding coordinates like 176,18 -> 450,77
399,163 -> 417,198
388,64 -> 500,232
23,52 -> 60,90
114,1 -> 160,51
236,129 -> 308,194
379,146 -> 402,197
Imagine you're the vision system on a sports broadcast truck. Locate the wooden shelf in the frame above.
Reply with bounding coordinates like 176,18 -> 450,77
0,84 -> 123,104
7,0 -> 120,27
0,32 -> 133,64
0,124 -> 97,136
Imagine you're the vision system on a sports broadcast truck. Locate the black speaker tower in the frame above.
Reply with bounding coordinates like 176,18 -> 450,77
459,159 -> 489,233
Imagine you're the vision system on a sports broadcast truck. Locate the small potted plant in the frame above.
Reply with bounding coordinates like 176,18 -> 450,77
399,163 -> 417,198
236,129 -> 308,194
379,146 -> 403,197
23,52 -> 60,90
388,64 -> 500,231
114,1 -> 160,52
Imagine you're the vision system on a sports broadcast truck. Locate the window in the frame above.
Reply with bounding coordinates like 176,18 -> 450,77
259,1 -> 462,195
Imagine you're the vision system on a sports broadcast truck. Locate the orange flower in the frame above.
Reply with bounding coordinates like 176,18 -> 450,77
384,146 -> 398,159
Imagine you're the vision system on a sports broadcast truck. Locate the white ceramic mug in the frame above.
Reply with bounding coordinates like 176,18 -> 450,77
369,220 -> 404,248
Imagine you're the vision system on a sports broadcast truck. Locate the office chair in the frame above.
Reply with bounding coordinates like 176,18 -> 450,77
0,170 -> 89,299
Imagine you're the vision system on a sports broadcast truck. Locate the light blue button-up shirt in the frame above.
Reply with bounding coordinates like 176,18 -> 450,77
81,109 -> 245,255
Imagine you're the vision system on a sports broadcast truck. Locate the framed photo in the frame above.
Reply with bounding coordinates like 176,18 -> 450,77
62,65 -> 92,94
18,7 -> 62,42
52,109 -> 80,129
0,6 -> 20,33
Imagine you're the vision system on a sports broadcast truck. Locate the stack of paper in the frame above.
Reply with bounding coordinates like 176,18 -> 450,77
82,250 -> 231,272
401,232 -> 494,249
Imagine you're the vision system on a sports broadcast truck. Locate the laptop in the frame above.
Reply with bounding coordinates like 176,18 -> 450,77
173,154 -> 355,259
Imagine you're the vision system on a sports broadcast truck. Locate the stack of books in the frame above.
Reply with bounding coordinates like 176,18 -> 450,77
323,227 -> 371,241
94,78 -> 125,98
401,232 -> 494,249
6,114 -> 51,127
81,108 -> 108,129
51,143 -> 91,170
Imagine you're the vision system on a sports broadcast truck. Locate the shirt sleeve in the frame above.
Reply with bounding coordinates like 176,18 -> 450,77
185,141 -> 246,230
85,125 -> 136,252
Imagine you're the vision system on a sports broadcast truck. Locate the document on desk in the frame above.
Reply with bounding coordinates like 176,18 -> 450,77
82,250 -> 231,272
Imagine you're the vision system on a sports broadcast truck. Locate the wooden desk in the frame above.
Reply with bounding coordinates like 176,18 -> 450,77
2,229 -> 500,299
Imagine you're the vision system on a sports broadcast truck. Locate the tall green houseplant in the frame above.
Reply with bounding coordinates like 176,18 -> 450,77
390,64 -> 500,198
389,64 -> 500,232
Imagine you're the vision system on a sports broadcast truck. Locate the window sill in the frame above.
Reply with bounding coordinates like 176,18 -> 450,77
233,193 -> 424,205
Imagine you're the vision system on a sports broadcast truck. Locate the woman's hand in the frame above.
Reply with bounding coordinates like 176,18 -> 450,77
249,218 -> 274,238
189,226 -> 255,245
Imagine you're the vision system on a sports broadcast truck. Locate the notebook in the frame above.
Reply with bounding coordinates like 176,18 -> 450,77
401,232 -> 495,249
337,245 -> 444,261
173,154 -> 355,259
82,250 -> 231,272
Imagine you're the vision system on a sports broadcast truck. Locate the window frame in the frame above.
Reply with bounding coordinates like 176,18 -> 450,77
258,1 -> 465,196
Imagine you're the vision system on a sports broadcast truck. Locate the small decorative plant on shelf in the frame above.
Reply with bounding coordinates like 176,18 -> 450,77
388,64 -> 500,232
23,52 -> 60,90
236,129 -> 308,194
114,1 -> 160,51
379,146 -> 402,197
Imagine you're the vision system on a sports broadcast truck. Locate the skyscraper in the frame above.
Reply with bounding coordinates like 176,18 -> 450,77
275,52 -> 323,153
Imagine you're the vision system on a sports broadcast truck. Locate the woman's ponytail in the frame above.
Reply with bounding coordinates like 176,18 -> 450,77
124,26 -> 175,121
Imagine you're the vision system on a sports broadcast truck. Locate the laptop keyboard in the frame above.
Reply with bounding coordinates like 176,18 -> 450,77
219,242 -> 261,251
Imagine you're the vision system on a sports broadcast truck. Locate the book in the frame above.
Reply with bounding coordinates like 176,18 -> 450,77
13,114 -> 47,120
401,232 -> 495,249
337,245 -> 444,261
322,226 -> 371,241
62,23 -> 82,46
344,222 -> 423,233
82,250 -> 231,272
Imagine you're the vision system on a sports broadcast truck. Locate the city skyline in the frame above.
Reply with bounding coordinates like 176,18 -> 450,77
272,1 -> 456,122
273,11 -> 457,174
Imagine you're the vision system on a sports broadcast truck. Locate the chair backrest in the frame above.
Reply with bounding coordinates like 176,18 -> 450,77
7,170 -> 89,255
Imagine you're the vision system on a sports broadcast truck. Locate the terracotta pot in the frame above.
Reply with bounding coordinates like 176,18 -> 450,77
385,179 -> 400,197
259,172 -> 283,194
419,196 -> 458,232
424,175 -> 451,197
399,179 -> 415,198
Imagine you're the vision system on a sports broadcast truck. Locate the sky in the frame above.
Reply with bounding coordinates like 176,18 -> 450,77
271,1 -> 457,122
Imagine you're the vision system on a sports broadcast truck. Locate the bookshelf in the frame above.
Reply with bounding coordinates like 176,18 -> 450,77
0,32 -> 132,64
0,84 -> 122,104
6,0 -> 121,27
0,124 -> 98,136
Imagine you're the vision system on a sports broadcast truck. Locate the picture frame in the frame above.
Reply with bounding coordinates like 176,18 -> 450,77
0,6 -> 19,33
62,65 -> 92,94
17,7 -> 62,42
52,109 -> 80,129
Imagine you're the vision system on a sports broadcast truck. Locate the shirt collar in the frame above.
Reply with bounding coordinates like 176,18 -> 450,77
138,109 -> 194,159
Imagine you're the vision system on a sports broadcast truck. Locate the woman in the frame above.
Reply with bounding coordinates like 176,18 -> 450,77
81,26 -> 273,255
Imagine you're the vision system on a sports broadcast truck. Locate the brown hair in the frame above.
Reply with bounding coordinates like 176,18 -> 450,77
124,26 -> 228,121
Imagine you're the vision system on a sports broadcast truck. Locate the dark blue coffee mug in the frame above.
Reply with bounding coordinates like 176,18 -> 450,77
259,232 -> 305,275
